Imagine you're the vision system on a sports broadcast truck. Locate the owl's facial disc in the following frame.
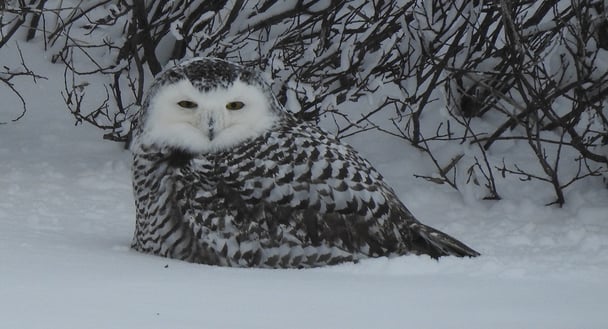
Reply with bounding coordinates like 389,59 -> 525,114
143,79 -> 276,153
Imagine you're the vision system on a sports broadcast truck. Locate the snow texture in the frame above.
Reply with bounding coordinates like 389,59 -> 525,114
1,41 -> 608,329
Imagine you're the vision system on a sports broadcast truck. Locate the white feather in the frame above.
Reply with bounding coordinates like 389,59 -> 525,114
141,79 -> 277,153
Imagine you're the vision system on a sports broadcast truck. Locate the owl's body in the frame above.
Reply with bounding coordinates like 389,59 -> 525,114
131,58 -> 479,268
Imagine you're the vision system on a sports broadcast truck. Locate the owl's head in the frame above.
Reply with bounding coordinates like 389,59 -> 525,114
134,58 -> 282,154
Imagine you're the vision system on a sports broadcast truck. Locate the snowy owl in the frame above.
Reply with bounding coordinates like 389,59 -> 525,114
130,57 -> 479,268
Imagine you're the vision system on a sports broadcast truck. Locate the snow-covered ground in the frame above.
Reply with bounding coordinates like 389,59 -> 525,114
2,41 -> 608,329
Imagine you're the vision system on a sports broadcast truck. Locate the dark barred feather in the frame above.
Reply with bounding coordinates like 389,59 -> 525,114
131,117 -> 479,268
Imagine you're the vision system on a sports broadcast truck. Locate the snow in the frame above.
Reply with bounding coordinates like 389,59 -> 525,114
2,42 -> 608,329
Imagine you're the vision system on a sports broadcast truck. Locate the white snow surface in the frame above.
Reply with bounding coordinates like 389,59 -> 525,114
2,42 -> 608,329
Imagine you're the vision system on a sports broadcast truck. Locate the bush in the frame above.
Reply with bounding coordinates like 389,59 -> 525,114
2,0 -> 607,205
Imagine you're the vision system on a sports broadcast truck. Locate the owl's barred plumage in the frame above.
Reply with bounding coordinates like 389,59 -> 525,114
131,58 -> 479,268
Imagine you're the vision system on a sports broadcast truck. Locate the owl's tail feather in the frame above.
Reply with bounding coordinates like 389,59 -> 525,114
409,223 -> 480,259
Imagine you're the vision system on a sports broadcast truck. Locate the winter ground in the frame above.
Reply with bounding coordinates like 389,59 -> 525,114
2,41 -> 608,329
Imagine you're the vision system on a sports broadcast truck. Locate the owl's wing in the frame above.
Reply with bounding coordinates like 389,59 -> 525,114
248,121 -> 478,259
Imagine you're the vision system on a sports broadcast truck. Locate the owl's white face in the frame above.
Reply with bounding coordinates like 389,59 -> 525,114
142,79 -> 277,153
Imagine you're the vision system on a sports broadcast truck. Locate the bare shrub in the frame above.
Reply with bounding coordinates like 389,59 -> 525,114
2,0 -> 607,205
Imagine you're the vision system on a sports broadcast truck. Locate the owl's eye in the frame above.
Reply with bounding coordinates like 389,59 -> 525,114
177,100 -> 198,109
226,101 -> 245,110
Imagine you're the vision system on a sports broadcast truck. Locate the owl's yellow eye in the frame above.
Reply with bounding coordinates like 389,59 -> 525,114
226,101 -> 245,110
177,100 -> 198,109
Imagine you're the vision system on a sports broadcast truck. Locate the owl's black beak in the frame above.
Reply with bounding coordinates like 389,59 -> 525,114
208,117 -> 215,141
